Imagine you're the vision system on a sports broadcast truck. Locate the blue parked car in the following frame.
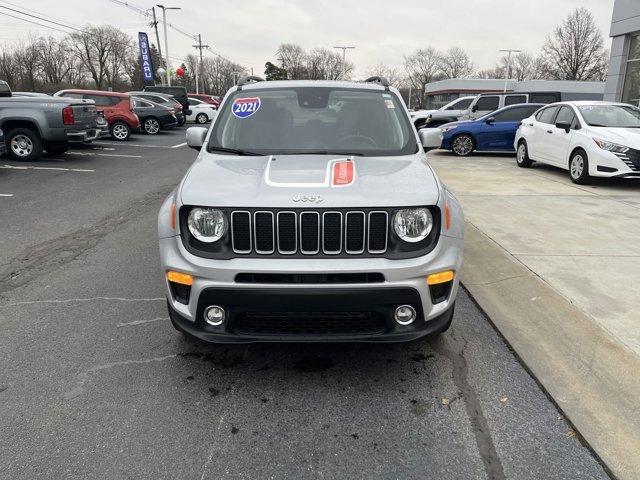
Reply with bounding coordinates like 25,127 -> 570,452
441,103 -> 545,156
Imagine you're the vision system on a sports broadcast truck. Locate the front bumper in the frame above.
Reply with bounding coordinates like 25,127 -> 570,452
159,233 -> 463,343
590,147 -> 640,178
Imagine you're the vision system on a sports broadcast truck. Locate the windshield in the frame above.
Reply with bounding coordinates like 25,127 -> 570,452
208,87 -> 417,156
440,97 -> 473,111
578,104 -> 640,128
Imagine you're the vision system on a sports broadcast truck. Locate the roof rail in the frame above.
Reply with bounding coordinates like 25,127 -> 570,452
363,76 -> 390,90
236,75 -> 265,90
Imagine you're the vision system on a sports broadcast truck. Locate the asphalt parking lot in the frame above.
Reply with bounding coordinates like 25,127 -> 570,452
0,131 -> 611,479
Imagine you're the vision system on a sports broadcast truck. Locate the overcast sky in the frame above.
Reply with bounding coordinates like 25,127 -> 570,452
0,0 -> 616,77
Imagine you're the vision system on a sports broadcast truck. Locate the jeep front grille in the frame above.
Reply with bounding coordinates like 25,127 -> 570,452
230,209 -> 388,256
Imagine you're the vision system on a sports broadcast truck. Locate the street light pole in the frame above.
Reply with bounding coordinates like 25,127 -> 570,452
157,4 -> 181,86
333,46 -> 355,80
499,49 -> 521,92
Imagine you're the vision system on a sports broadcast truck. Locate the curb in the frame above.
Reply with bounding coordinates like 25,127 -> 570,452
461,222 -> 640,480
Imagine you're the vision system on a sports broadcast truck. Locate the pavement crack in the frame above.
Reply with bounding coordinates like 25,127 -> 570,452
64,354 -> 179,400
0,186 -> 174,295
440,338 -> 507,480
5,297 -> 165,307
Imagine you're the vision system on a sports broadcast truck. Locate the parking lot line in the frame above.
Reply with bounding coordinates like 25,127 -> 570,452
0,164 -> 94,173
0,193 -> 14,197
92,141 -> 176,149
171,142 -> 187,148
66,152 -> 142,159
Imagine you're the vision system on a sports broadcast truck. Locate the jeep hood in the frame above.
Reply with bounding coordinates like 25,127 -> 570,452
179,154 -> 440,208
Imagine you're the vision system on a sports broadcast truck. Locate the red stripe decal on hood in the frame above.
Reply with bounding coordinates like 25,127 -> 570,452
332,160 -> 354,186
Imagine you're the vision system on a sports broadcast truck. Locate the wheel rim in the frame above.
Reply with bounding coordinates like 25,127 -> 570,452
112,124 -> 128,139
570,155 -> 584,178
196,113 -> 207,124
517,144 -> 526,163
145,119 -> 159,134
453,136 -> 473,155
10,134 -> 33,157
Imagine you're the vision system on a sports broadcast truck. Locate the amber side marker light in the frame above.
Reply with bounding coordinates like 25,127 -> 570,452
444,202 -> 452,230
166,270 -> 194,286
170,203 -> 177,230
427,270 -> 455,285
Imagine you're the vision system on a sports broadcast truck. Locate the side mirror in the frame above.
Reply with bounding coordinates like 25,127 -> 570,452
485,116 -> 495,124
471,105 -> 478,112
555,121 -> 571,133
186,126 -> 208,150
418,128 -> 443,153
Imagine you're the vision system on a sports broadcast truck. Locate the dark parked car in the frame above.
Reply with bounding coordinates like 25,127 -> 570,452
0,128 -> 6,156
144,85 -> 191,117
127,91 -> 186,126
131,97 -> 178,134
441,103 -> 545,156
55,89 -> 140,141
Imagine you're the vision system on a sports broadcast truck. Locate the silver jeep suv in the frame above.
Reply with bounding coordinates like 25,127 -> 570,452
158,76 -> 464,343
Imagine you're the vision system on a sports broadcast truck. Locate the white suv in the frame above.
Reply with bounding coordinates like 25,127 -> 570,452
514,101 -> 640,184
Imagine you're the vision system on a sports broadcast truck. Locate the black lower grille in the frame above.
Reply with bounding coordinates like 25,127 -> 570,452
234,272 -> 385,284
615,148 -> 640,172
232,311 -> 387,335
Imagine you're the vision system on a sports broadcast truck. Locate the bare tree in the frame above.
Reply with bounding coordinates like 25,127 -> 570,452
403,47 -> 443,107
439,47 -> 474,79
276,43 -> 307,79
541,7 -> 608,81
70,26 -> 115,89
306,48 -> 350,80
366,64 -> 404,87
37,37 -> 66,85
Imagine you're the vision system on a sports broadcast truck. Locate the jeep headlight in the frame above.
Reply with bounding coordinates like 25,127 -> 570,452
393,208 -> 433,243
593,138 -> 629,153
187,208 -> 227,243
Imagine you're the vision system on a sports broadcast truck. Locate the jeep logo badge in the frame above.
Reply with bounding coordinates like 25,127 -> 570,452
292,193 -> 323,203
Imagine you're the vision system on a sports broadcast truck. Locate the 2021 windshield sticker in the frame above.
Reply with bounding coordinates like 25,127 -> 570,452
232,97 -> 261,118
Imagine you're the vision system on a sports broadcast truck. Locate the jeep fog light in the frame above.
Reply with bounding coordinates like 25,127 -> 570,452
394,305 -> 416,325
204,305 -> 226,326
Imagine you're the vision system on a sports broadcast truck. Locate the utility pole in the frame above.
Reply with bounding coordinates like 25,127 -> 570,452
192,34 -> 209,94
499,49 -> 521,92
333,46 -> 355,80
151,7 -> 163,83
157,4 -> 181,86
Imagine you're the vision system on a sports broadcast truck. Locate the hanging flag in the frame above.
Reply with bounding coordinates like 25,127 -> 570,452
138,32 -> 155,83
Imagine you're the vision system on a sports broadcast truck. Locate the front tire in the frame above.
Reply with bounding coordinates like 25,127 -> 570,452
451,134 -> 474,156
110,121 -> 131,141
516,140 -> 533,168
195,112 -> 209,124
6,127 -> 43,161
569,149 -> 591,184
143,117 -> 161,135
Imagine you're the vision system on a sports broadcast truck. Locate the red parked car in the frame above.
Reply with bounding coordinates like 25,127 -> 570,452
188,93 -> 220,109
54,89 -> 140,141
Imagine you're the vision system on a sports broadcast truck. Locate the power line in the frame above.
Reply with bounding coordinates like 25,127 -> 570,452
0,10 -> 71,34
0,5 -> 83,32
0,0 -> 75,28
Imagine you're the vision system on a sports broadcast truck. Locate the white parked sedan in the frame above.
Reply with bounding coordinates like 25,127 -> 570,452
186,98 -> 217,124
514,101 -> 640,184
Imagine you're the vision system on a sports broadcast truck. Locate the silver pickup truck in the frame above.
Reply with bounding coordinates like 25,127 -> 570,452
0,80 -> 101,161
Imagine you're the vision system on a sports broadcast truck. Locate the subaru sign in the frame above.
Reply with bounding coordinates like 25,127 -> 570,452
138,32 -> 154,83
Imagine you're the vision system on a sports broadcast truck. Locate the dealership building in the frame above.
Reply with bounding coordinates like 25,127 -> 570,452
422,78 -> 604,109
604,0 -> 640,104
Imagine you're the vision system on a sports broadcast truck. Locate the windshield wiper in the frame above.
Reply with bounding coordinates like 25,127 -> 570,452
208,146 -> 262,156
284,151 -> 364,156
